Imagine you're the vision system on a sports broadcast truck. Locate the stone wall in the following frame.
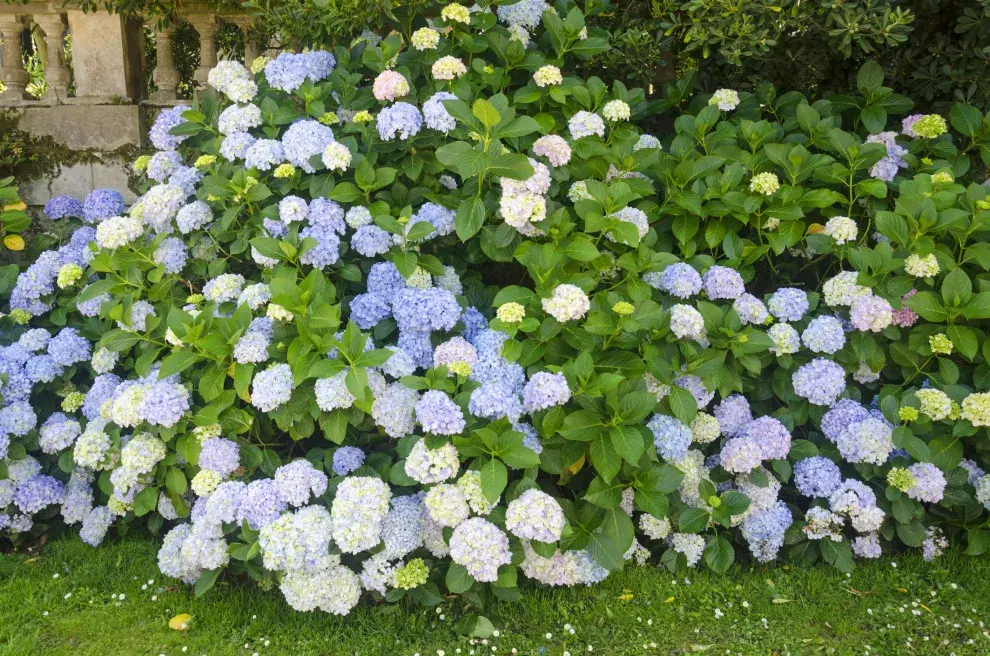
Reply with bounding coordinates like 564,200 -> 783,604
0,2 -> 268,206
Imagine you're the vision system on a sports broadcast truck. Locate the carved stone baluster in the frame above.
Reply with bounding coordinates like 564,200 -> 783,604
229,16 -> 262,65
189,14 -> 218,87
34,14 -> 70,103
0,15 -> 28,105
149,22 -> 179,101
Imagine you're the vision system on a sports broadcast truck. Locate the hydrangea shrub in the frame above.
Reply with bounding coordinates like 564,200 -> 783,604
2,0 -> 990,615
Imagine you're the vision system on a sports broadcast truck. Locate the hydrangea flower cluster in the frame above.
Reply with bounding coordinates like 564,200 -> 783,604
2,7 -> 984,616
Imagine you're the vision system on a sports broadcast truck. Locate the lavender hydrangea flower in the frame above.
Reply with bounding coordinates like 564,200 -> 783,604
905,462 -> 946,503
153,237 -> 188,274
44,195 -> 84,220
237,479 -> 287,530
415,390 -> 466,435
702,266 -> 745,300
714,394 -> 753,438
793,358 -> 846,406
741,501 -> 791,562
83,189 -> 125,224
274,459 -> 329,508
733,293 -> 769,325
522,372 -> 571,413
648,414 -> 691,462
768,288 -> 809,321
801,316 -> 846,354
14,475 -> 65,514
251,363 -> 294,412
793,456 -> 842,498
149,105 -> 191,151
505,489 -> 565,542
332,447 -> 365,476
377,103 -> 423,141
449,517 -> 511,582
199,438 -> 240,477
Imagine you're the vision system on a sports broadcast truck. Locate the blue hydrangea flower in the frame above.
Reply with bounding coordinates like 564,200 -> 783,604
252,363 -> 294,412
648,414 -> 691,462
423,92 -> 458,133
282,120 -> 335,173
332,447 -> 366,476
44,195 -> 84,220
768,287 -> 809,321
801,316 -> 846,354
377,102 -> 423,141
702,265 -> 745,300
48,327 -> 91,366
793,358 -> 846,406
415,390 -> 466,435
83,189 -> 125,224
351,225 -> 392,257
244,139 -> 286,171
153,237 -> 188,274
793,456 -> 842,498
148,105 -> 191,151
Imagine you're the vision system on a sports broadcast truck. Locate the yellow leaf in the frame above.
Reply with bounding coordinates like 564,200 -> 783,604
771,598 -> 792,604
664,596 -> 675,603
2,201 -> 26,212
169,613 -> 192,630
566,453 -> 586,475
807,223 -> 825,235
4,235 -> 25,251
896,587 -> 908,593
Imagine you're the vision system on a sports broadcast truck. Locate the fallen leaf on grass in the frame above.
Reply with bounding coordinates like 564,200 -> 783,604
664,596 -> 675,603
169,613 -> 192,630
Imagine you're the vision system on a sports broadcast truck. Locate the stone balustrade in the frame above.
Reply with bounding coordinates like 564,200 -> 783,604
1,3 -> 273,206
0,1 -> 270,107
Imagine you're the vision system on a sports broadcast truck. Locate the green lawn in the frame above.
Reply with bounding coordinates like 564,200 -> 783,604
0,538 -> 987,656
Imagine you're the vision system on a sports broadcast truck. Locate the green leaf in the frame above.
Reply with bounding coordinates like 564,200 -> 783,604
668,384 -> 698,425
472,98 -> 501,128
949,103 -> 983,137
480,458 -> 508,502
610,425 -> 645,464
590,435 -> 621,482
157,351 -> 204,379
165,467 -> 187,496
194,568 -> 221,598
704,535 -> 734,574
488,153 -> 535,181
445,563 -> 475,594
456,197 -> 487,241
560,410 -> 604,441
678,508 -> 710,533
133,487 -> 158,517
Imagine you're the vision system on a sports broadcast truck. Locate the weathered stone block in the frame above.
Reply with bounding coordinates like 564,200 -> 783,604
65,10 -> 140,100
16,105 -> 144,150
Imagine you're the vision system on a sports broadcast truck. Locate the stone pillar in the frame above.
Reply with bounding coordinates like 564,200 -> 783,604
230,17 -> 262,65
188,14 -> 217,87
0,15 -> 28,105
65,10 -> 138,101
34,14 -> 70,103
149,23 -> 180,101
